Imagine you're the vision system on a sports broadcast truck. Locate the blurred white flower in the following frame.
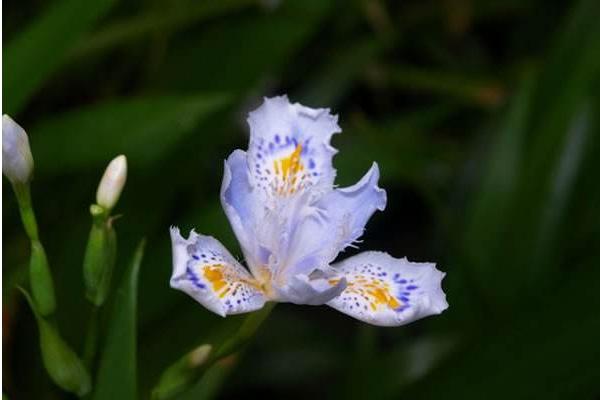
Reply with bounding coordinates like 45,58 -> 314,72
96,155 -> 127,210
2,114 -> 34,184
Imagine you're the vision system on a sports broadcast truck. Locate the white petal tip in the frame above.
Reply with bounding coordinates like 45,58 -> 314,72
2,115 -> 34,184
96,155 -> 128,210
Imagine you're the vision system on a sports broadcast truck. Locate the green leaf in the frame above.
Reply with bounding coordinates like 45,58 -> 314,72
158,0 -> 334,93
3,0 -> 118,115
297,37 -> 383,105
93,240 -> 146,400
69,0 -> 257,60
462,78 -> 533,307
19,288 -> 91,396
29,94 -> 231,175
513,0 -> 600,288
398,259 -> 600,400
462,0 -> 600,308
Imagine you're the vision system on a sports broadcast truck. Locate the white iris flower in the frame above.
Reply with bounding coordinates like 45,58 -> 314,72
170,96 -> 448,326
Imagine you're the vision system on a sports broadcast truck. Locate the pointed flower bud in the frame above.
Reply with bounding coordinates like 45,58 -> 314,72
2,115 -> 34,184
96,155 -> 127,211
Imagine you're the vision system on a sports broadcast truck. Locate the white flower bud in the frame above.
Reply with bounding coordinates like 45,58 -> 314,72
2,114 -> 34,184
96,155 -> 127,210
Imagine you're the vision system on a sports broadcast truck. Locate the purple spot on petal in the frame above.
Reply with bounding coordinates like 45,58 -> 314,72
308,159 -> 316,169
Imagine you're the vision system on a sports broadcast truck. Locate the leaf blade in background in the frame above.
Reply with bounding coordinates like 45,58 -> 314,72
4,0 -> 118,115
462,0 -> 600,308
397,257 -> 600,400
29,94 -> 231,175
93,240 -> 145,400
69,0 -> 258,60
157,0 -> 335,94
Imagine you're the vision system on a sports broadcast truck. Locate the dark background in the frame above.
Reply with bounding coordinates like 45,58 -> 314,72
3,0 -> 600,399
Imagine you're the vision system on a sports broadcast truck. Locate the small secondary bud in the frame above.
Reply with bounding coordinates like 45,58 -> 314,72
96,155 -> 127,210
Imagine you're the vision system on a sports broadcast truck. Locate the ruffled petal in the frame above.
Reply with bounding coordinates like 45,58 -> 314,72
170,227 -> 267,316
317,162 -> 386,252
326,252 -> 448,327
278,163 -> 387,279
247,95 -> 340,201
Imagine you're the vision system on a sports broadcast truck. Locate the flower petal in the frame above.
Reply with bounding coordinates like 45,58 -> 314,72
317,162 -> 386,252
220,149 -> 267,272
327,252 -> 448,327
274,273 -> 347,305
170,227 -> 267,317
280,163 -> 387,279
247,95 -> 340,200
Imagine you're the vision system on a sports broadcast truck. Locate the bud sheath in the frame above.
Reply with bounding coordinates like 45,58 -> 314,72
83,213 -> 117,306
29,240 -> 56,316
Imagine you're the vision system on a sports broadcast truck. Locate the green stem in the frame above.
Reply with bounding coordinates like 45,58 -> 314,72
212,302 -> 276,361
13,182 -> 56,315
13,183 -> 39,240
152,303 -> 276,400
83,306 -> 100,370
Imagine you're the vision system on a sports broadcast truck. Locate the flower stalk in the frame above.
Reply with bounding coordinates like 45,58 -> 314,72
81,155 -> 127,372
83,155 -> 126,306
3,115 -> 56,317
152,303 -> 275,400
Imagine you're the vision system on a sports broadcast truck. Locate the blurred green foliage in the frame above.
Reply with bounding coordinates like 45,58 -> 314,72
3,0 -> 600,399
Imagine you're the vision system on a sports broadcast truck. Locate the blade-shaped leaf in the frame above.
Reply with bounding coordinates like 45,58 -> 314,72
29,94 -> 231,175
397,258 -> 600,400
3,0 -> 118,115
462,0 -> 600,308
69,0 -> 257,59
93,240 -> 145,400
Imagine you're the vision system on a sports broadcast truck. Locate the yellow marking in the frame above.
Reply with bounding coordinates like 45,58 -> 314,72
203,265 -> 227,292
272,145 -> 304,196
279,144 -> 303,178
367,286 -> 401,310
218,287 -> 231,299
